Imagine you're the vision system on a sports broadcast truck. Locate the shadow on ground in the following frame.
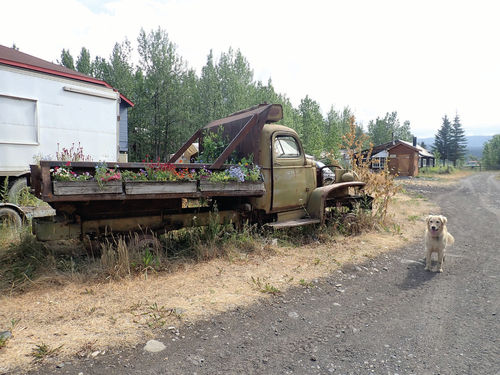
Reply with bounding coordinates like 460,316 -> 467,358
398,259 -> 438,290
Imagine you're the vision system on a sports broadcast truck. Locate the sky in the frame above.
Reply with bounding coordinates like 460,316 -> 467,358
1,0 -> 499,138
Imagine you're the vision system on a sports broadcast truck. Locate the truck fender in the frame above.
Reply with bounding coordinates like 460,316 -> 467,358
306,182 -> 366,224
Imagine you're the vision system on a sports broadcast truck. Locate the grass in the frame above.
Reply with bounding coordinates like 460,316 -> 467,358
407,215 -> 420,223
251,276 -> 280,295
30,343 -> 63,360
419,165 -> 457,175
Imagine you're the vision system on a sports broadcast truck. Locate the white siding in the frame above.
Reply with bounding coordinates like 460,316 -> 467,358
0,65 -> 119,175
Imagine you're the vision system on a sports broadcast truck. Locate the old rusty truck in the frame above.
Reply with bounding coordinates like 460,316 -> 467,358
30,104 -> 371,243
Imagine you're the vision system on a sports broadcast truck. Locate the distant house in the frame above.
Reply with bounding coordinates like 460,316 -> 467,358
365,138 -> 435,177
0,44 -> 133,180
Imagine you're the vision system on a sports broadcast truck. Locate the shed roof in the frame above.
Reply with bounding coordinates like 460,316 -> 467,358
366,140 -> 433,158
0,44 -> 133,107
399,140 -> 434,157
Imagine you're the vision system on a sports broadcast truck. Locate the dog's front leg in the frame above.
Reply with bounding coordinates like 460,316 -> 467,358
437,250 -> 445,273
425,251 -> 432,271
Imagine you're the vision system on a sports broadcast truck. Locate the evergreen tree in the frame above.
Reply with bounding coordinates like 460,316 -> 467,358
76,47 -> 92,75
91,56 -> 111,81
433,115 -> 452,165
107,40 -> 135,97
59,48 -> 75,70
449,113 -> 467,166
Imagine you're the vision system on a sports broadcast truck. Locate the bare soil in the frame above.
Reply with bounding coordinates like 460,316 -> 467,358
0,184 -> 439,373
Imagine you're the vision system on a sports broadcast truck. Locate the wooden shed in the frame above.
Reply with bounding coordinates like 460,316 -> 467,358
386,142 -> 420,176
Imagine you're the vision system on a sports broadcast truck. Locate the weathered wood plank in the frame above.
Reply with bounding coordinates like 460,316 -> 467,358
199,181 -> 265,193
124,181 -> 197,195
52,181 -> 123,195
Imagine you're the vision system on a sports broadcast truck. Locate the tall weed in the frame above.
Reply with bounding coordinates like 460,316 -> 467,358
342,116 -> 401,222
0,232 -> 53,292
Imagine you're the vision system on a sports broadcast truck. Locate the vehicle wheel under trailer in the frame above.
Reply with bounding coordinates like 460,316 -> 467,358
0,207 -> 23,228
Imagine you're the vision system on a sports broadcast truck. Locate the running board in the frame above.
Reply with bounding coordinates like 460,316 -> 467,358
266,218 -> 321,229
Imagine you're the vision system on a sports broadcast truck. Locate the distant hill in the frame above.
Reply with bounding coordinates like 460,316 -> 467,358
416,136 -> 492,159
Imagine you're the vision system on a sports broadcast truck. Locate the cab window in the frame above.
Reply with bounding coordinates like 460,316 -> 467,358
274,135 -> 301,158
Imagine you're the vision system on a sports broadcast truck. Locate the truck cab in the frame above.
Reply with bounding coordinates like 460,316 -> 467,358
251,124 -> 316,222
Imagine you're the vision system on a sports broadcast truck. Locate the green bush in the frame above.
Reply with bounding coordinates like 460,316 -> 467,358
420,165 -> 456,175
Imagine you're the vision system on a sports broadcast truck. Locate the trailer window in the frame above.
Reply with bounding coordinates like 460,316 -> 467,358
274,135 -> 301,158
0,95 -> 38,144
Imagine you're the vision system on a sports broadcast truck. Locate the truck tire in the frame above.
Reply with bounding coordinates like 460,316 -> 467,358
0,207 -> 23,228
7,177 -> 27,204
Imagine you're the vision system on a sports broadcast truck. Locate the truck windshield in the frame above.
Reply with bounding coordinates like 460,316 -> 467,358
274,135 -> 300,158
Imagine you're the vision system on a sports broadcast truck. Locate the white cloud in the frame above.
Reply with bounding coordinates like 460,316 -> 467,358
2,0 -> 499,137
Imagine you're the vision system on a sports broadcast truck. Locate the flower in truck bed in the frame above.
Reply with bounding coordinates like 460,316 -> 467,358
50,164 -> 91,181
94,162 -> 121,187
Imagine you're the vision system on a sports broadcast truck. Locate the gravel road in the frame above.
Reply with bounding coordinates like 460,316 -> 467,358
31,173 -> 500,375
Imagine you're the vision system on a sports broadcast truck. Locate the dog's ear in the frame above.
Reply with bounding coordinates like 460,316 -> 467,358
426,215 -> 432,224
440,215 -> 447,225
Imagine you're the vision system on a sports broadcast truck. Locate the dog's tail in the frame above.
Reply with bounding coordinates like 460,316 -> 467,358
447,233 -> 455,246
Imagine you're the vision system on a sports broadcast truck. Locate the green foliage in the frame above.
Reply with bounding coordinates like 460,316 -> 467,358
251,276 -> 280,295
59,48 -> 74,69
76,47 -> 92,75
141,302 -> 177,328
15,187 -> 42,207
298,96 -> 324,157
482,134 -> 500,169
420,165 -> 456,174
367,111 -> 412,145
197,126 -> 231,163
30,342 -> 62,360
0,232 -> 52,293
0,177 -> 8,203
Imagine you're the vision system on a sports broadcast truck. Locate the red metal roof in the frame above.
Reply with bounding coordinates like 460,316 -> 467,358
0,44 -> 133,107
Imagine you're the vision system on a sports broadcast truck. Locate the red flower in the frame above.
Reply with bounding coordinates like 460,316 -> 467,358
65,161 -> 71,166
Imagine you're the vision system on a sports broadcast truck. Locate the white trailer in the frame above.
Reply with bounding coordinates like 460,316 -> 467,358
0,45 -> 132,202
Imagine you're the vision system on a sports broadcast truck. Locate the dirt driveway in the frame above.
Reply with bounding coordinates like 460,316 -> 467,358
24,172 -> 500,374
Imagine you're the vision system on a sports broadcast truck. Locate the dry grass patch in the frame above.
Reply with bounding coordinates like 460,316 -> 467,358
407,170 -> 475,187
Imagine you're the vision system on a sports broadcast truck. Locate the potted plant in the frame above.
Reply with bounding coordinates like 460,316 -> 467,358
199,163 -> 265,194
51,162 -> 123,195
123,163 -> 197,194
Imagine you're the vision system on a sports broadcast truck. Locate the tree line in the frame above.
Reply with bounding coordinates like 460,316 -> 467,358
57,27 -> 483,167
482,135 -> 500,169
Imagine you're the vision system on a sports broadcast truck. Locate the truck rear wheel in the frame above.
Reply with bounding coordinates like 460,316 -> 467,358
128,233 -> 162,253
0,207 -> 23,228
